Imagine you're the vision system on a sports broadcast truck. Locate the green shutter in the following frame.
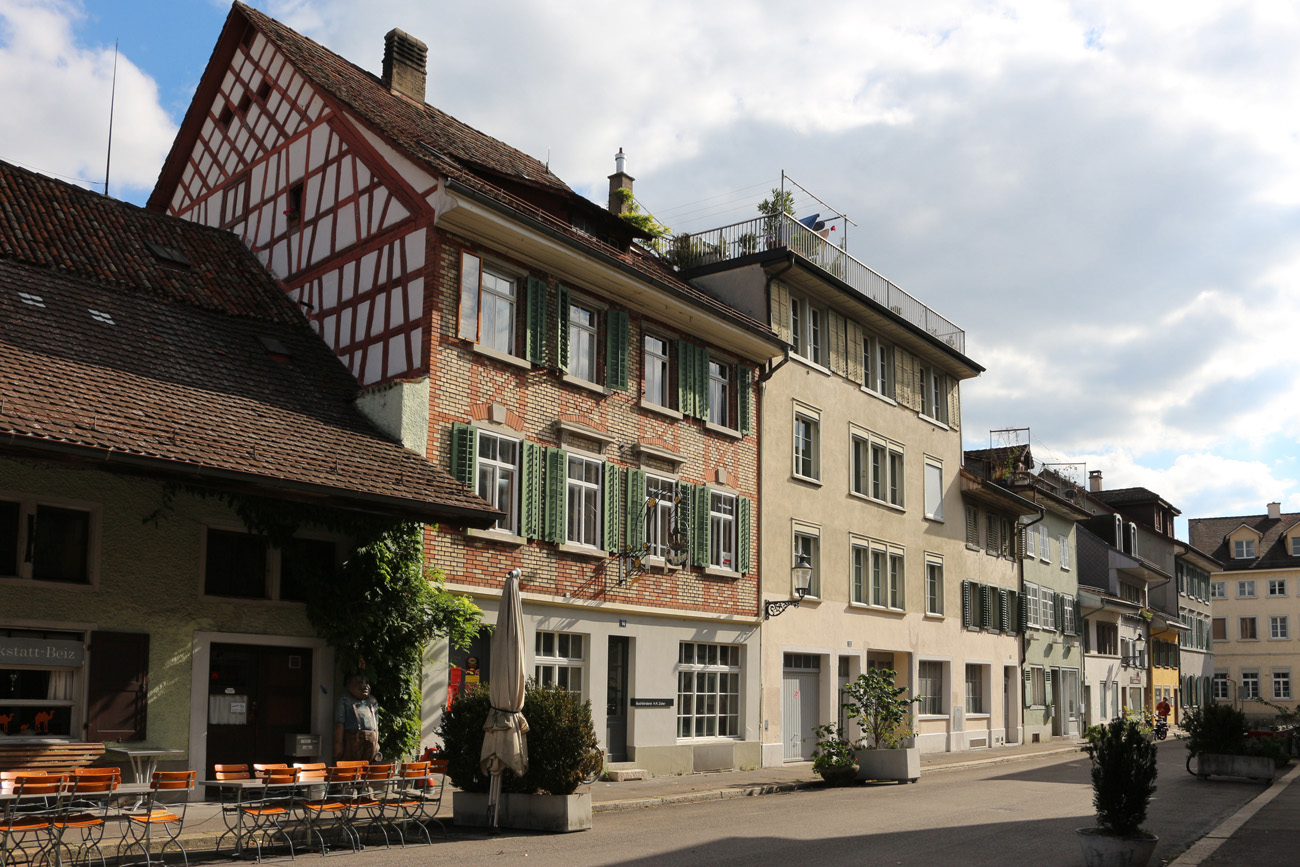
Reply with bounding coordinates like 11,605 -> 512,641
544,447 -> 567,544
520,441 -> 543,540
999,589 -> 1011,632
625,468 -> 646,553
676,480 -> 692,563
450,422 -> 477,487
738,365 -> 754,435
1023,667 -> 1033,708
961,581 -> 972,628
737,497 -> 751,574
526,277 -> 548,365
603,462 -> 621,553
1054,595 -> 1064,633
698,346 -> 711,421
1016,592 -> 1026,634
555,284 -> 571,372
677,341 -> 693,417
1045,673 -> 1054,708
981,585 -> 994,629
604,309 -> 629,391
691,484 -> 709,568
1073,598 -> 1082,637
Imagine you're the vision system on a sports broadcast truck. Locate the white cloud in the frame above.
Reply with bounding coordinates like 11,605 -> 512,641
0,0 -> 175,199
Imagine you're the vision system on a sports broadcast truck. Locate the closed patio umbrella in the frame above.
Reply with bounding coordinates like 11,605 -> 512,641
480,567 -> 528,829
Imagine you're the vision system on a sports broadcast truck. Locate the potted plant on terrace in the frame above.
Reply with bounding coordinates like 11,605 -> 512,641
1077,717 -> 1159,867
842,668 -> 921,784
1184,702 -> 1280,782
810,723 -> 859,786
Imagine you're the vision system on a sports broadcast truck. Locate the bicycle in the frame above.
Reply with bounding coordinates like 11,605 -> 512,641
580,749 -> 606,784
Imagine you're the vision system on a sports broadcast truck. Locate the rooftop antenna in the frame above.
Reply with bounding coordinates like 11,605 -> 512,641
104,39 -> 118,197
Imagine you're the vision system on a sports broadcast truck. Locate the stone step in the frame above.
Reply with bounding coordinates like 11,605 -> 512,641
605,767 -> 649,781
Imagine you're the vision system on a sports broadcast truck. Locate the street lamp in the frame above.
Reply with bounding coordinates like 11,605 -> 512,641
764,551 -> 812,619
1121,634 -> 1147,667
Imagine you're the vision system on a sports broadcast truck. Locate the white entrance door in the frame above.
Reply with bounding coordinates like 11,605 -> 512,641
782,656 -> 820,761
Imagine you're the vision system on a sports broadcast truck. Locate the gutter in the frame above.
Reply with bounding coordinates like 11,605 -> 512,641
758,254 -> 797,384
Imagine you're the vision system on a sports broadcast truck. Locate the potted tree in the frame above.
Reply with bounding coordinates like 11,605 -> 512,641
810,723 -> 859,786
1077,717 -> 1159,867
440,683 -> 602,832
842,668 -> 921,784
1184,703 -> 1279,782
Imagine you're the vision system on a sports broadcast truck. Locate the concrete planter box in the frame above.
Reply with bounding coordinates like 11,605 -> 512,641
853,747 -> 920,783
1193,753 -> 1277,782
452,791 -> 592,832
1075,828 -> 1158,867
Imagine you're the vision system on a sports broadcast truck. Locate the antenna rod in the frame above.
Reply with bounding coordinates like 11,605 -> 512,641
104,40 -> 118,197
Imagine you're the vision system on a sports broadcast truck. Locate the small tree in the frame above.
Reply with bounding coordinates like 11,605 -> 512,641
1182,702 -> 1247,758
757,188 -> 796,241
842,668 -> 919,750
1085,717 -> 1157,837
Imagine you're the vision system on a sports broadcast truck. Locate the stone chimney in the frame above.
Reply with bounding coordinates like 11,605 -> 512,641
382,29 -> 427,104
1089,470 -> 1103,493
1268,501 -> 1282,520
608,148 -> 634,215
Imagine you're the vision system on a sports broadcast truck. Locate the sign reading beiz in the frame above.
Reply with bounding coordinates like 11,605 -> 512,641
629,698 -> 674,708
0,638 -> 85,667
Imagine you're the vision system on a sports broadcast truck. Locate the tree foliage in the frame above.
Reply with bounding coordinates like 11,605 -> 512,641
1085,717 -> 1158,837
842,668 -> 919,750
613,187 -> 671,239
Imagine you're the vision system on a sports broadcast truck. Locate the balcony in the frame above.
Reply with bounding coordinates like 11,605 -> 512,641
657,213 -> 965,354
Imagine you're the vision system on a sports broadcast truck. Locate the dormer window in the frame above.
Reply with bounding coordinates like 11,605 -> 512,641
1234,539 -> 1257,559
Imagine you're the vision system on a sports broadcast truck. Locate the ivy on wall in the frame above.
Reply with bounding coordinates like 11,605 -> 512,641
153,486 -> 486,760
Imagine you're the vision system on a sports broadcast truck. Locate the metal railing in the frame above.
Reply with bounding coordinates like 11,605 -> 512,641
654,214 -> 965,354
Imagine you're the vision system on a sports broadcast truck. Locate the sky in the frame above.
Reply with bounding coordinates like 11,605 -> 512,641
2,0 -> 1298,536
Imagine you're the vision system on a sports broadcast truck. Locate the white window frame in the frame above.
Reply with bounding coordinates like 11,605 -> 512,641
925,556 -> 943,616
1026,524 -> 1037,558
644,474 -> 677,560
565,453 -> 603,548
851,428 -> 904,508
861,331 -> 895,398
475,430 -> 520,535
1241,670 -> 1260,699
534,631 -> 584,696
707,359 -> 731,428
1041,588 -> 1057,631
1059,534 -> 1071,570
1024,583 -> 1041,629
567,301 -> 599,383
888,549 -> 906,610
794,529 -> 821,598
643,334 -> 672,408
923,457 -> 944,521
793,408 -> 820,481
919,366 -> 948,424
1039,525 -> 1051,563
676,642 -> 741,739
709,491 -> 737,571
1212,673 -> 1231,701
1270,616 -> 1289,640
917,660 -> 946,716
1273,670 -> 1292,700
1211,582 -> 1226,600
1234,538 -> 1257,559
1237,580 -> 1256,598
964,664 -> 986,715
790,295 -> 823,365
1268,579 -> 1287,597
1292,537 -> 1300,557
479,266 -> 518,356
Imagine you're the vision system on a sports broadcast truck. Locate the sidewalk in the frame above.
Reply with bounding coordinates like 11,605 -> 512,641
1167,761 -> 1300,867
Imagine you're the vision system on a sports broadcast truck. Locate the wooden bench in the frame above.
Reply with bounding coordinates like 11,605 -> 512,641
0,741 -> 106,773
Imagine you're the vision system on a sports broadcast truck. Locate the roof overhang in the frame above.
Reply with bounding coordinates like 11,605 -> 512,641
960,470 -> 1041,516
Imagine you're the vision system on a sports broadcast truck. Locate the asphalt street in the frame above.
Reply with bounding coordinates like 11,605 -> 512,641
239,740 -> 1263,867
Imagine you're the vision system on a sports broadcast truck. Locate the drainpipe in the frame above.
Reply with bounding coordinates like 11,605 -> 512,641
1017,503 -> 1045,736
758,252 -> 797,384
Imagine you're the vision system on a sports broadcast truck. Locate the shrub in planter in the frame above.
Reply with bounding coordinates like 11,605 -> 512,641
1182,703 -> 1247,759
438,682 -> 601,796
811,723 -> 858,784
1085,718 -> 1158,838
842,668 -> 918,750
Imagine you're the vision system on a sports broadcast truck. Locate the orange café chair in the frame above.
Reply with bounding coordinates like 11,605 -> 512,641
1,773 -> 63,867
117,770 -> 196,867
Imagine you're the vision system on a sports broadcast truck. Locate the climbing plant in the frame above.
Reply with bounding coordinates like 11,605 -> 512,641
613,187 -> 671,239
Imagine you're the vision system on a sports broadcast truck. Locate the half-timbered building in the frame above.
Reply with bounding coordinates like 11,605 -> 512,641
150,3 -> 782,773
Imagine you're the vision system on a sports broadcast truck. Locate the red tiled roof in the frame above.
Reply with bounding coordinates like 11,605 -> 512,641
0,161 -> 498,524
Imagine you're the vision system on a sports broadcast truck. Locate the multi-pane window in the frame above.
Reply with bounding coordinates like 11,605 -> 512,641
1270,616 -> 1289,640
534,631 -> 584,695
476,431 -> 519,534
1030,667 -> 1047,707
1041,588 -> 1057,631
0,499 -> 93,584
920,367 -> 948,423
917,661 -> 944,715
566,454 -> 603,547
965,664 -> 984,714
479,268 -> 518,355
645,475 -> 676,559
1039,525 -> 1051,563
708,361 -> 730,427
790,296 -> 823,364
1293,537 -> 1300,556
923,459 -> 944,521
925,559 -> 943,616
1234,539 -> 1256,559
1240,617 -> 1258,640
1026,525 -> 1037,558
794,532 -> 820,598
1024,583 -> 1041,629
567,303 -> 598,382
1060,534 -> 1071,570
888,551 -> 905,609
853,543 -> 895,606
1241,670 -> 1260,699
643,335 -> 671,407
1268,579 -> 1287,597
1273,670 -> 1292,700
1237,580 -> 1256,598
861,333 -> 895,398
1212,673 -> 1231,701
851,432 -> 903,507
871,548 -> 887,607
709,492 -> 736,570
1062,595 -> 1077,635
793,413 -> 819,480
1096,622 -> 1119,655
1211,582 -> 1226,599
676,642 -> 741,738
205,529 -> 333,601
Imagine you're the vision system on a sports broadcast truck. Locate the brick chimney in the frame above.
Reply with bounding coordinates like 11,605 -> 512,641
382,29 -> 427,104
1089,470 -> 1103,493
608,148 -> 634,215
1268,501 -> 1281,520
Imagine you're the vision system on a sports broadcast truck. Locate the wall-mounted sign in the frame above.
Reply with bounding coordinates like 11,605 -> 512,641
1130,675 -> 1143,685
0,638 -> 84,667
629,698 -> 673,708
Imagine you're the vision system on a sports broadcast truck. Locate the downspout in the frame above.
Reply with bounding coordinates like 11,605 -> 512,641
756,251 -> 794,766
1017,501 -> 1046,736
